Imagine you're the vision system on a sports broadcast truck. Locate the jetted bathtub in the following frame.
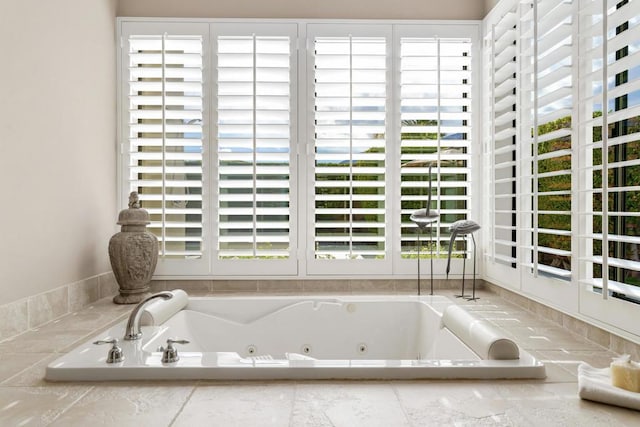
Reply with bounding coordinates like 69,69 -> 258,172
46,295 -> 545,381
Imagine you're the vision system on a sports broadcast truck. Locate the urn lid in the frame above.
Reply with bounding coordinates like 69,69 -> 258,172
117,191 -> 151,225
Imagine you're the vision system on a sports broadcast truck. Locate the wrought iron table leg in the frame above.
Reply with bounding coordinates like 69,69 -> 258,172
455,235 -> 468,298
465,233 -> 480,301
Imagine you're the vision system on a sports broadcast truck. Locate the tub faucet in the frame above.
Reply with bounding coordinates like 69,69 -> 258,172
123,291 -> 174,340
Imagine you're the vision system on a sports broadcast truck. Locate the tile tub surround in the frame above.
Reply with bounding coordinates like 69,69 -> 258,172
0,289 -> 639,425
483,281 -> 640,361
149,278 -> 483,295
0,272 -> 117,342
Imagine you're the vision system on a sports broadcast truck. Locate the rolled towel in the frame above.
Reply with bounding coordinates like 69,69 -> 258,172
441,304 -> 519,360
139,289 -> 189,326
578,363 -> 640,411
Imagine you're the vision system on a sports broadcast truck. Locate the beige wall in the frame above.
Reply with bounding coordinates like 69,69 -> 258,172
0,0 -> 118,304
484,0 -> 500,15
118,0 -> 486,20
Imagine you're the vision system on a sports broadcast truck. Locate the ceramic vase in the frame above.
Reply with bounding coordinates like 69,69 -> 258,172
108,192 -> 158,304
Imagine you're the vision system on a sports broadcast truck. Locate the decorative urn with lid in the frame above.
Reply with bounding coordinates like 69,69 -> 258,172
108,191 -> 159,304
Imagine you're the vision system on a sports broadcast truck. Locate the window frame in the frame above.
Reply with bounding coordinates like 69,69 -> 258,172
118,21 -> 212,276
117,18 -> 482,279
482,0 -> 640,339
210,22 -> 300,276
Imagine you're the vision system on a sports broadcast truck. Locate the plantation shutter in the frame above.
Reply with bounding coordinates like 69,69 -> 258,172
486,7 -> 518,268
122,23 -> 209,274
399,36 -> 473,260
521,0 -> 574,279
213,24 -> 297,274
580,0 -> 640,302
308,25 -> 390,272
120,20 -> 479,278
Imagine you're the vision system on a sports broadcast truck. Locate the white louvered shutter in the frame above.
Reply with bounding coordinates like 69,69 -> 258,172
521,0 -> 574,279
123,23 -> 208,274
486,7 -> 518,268
310,27 -> 389,269
213,24 -> 297,274
580,0 -> 640,302
399,37 -> 473,260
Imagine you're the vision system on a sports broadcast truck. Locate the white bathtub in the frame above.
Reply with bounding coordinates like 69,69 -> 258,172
46,295 -> 545,381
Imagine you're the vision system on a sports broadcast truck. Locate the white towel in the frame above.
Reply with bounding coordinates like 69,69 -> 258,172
578,363 -> 640,411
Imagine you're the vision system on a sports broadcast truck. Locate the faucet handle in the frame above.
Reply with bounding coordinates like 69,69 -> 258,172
161,338 -> 190,363
93,338 -> 124,363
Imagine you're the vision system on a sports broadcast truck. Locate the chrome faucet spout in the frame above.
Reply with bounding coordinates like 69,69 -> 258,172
123,291 -> 173,340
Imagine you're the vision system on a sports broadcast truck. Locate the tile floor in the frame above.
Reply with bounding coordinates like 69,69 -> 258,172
0,288 -> 639,426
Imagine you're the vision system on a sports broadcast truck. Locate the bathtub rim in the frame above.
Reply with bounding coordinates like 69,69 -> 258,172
45,294 -> 547,382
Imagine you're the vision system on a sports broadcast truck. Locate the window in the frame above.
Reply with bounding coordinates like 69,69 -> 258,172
485,6 -> 518,270
399,35 -> 472,261
121,23 -> 209,275
212,24 -> 298,276
119,19 -> 478,278
581,0 -> 640,307
311,31 -> 389,263
523,0 -> 574,280
483,0 -> 640,334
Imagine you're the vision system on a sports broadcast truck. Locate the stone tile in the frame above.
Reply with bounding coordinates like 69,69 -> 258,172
2,353 -> 60,386
165,280 -> 211,295
440,278 -> 483,292
0,353 -> 50,383
0,385 -> 92,426
528,300 -> 564,326
439,287 -> 493,300
173,383 -> 294,426
49,384 -> 194,426
500,326 -> 604,351
85,296 -> 133,315
28,287 -> 69,329
526,352 -> 578,383
394,279 -> 418,293
28,298 -> 129,342
211,280 -> 258,293
535,349 -> 618,377
0,328 -> 94,354
350,279 -> 394,293
98,271 -> 119,299
479,311 -> 556,328
586,325 -> 612,350
148,279 -> 166,292
560,314 -> 613,351
496,382 -> 640,426
498,289 -> 531,311
452,300 -> 503,312
36,304 -> 127,334
292,381 -> 410,427
69,276 -> 100,312
0,299 -> 28,342
302,280 -> 350,293
258,280 -> 303,292
393,381 -> 514,425
610,335 -> 640,360
3,277 -> 640,426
